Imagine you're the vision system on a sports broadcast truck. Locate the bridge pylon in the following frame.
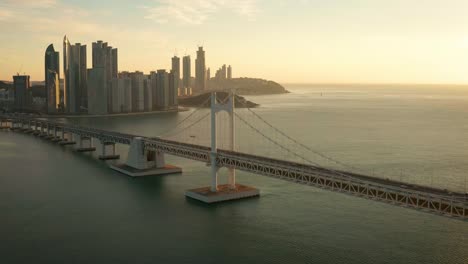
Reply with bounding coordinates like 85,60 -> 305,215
185,91 -> 260,203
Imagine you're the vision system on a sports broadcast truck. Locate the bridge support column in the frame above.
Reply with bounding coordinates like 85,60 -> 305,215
76,135 -> 96,152
10,120 -> 17,130
58,131 -> 76,145
24,121 -> 33,133
32,122 -> 39,135
185,92 -> 259,203
38,123 -> 45,137
98,141 -> 120,160
45,124 -> 55,139
0,119 -> 9,129
110,137 -> 181,177
37,123 -> 46,137
50,126 -> 61,142
33,122 -> 41,135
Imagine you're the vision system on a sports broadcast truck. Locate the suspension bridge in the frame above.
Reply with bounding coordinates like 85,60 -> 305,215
0,92 -> 467,220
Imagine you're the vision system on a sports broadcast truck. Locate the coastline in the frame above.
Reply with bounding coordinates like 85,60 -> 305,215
42,107 -> 190,119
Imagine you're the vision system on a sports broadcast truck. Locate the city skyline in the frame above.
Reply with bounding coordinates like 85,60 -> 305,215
1,0 -> 468,84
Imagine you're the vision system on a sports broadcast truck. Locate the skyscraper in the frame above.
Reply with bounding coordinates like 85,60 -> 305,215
143,77 -> 152,112
169,70 -> 178,107
13,74 -> 30,110
45,44 -> 60,113
63,36 -> 87,113
91,40 -> 118,113
92,40 -> 106,68
63,36 -> 69,111
206,68 -> 211,80
130,71 -> 145,112
111,48 -> 118,79
183,55 -> 191,95
79,44 -> 87,110
111,77 -> 132,113
171,56 -> 180,96
227,65 -> 232,79
87,67 -> 107,115
155,70 -> 169,109
195,47 -> 206,92
222,64 -> 227,79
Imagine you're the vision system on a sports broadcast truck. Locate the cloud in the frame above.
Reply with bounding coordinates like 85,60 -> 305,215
0,0 -> 172,80
3,0 -> 57,8
0,9 -> 13,21
143,0 -> 259,25
0,0 -> 59,23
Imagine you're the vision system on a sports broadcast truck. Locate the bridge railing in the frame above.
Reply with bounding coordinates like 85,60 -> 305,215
2,114 -> 467,219
5,115 -> 135,144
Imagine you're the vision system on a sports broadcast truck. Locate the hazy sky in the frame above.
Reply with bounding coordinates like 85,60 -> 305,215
1,0 -> 468,84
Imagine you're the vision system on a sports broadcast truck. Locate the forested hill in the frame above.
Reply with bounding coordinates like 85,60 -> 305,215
206,78 -> 288,95
178,92 -> 259,108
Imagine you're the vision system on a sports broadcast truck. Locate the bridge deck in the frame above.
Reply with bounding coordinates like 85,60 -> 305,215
3,115 -> 467,219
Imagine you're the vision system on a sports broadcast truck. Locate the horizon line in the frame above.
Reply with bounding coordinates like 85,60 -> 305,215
2,79 -> 468,87
280,82 -> 468,86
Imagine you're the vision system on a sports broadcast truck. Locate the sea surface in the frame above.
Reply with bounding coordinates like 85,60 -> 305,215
0,84 -> 467,263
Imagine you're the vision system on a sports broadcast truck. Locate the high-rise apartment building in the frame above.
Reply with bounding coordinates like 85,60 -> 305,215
111,48 -> 118,79
45,44 -> 60,113
172,56 -> 180,96
63,36 -> 87,113
130,71 -> 145,112
183,56 -> 191,95
214,64 -> 232,81
13,74 -> 30,110
111,77 -> 132,113
195,47 -> 206,91
87,67 -> 107,115
169,70 -> 177,107
91,40 -> 118,113
227,65 -> 232,79
153,70 -> 169,110
143,77 -> 152,112
221,64 -> 227,79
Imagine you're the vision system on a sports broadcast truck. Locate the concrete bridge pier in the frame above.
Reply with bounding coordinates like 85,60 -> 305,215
24,121 -> 33,133
15,120 -> 25,131
18,121 -> 26,131
98,141 -> 120,160
44,124 -> 55,140
76,135 -> 96,152
37,123 -> 43,136
51,126 -> 62,142
0,119 -> 9,129
11,121 -> 21,130
58,130 -> 76,145
36,123 -> 46,137
32,122 -> 41,135
110,137 -> 181,177
10,120 -> 19,130
42,123 -> 48,137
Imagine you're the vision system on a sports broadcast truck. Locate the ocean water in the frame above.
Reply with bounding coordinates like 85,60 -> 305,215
0,84 -> 467,263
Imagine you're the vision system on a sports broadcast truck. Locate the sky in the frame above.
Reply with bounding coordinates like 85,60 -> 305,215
1,0 -> 468,84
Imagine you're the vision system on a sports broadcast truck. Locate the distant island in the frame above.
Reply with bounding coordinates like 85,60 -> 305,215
206,77 -> 288,95
179,92 -> 258,108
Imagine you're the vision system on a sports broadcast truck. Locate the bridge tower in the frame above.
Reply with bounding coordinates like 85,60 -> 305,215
209,91 -> 236,191
185,92 -> 260,203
